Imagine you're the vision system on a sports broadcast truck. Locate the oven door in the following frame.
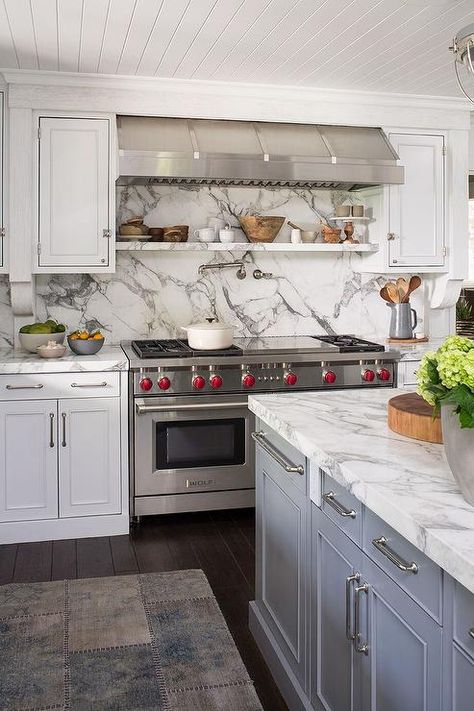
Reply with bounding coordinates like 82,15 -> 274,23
134,394 -> 255,496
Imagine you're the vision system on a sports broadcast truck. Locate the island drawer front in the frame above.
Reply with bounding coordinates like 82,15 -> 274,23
399,360 -> 419,387
320,471 -> 362,545
453,581 -> 474,659
254,421 -> 306,492
363,508 -> 443,623
0,372 -> 120,400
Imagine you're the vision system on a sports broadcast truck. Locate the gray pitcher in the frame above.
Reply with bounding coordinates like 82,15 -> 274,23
388,303 -> 417,339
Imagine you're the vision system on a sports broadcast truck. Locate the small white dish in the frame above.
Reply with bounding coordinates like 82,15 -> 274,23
219,226 -> 235,243
37,342 -> 67,359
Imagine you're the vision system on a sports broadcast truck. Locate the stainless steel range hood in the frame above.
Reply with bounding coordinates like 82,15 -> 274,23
117,116 -> 404,190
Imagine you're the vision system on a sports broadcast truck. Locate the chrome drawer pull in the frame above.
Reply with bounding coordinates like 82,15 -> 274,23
5,383 -> 44,390
323,491 -> 356,519
70,382 -> 108,388
372,536 -> 418,574
345,573 -> 360,641
61,413 -> 67,447
251,431 -> 304,475
49,412 -> 55,448
469,628 -> 474,640
354,583 -> 369,655
136,401 -> 247,415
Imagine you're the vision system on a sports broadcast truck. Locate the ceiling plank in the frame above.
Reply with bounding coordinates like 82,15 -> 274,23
31,0 -> 59,71
98,0 -> 137,75
4,0 -> 38,69
58,0 -> 84,72
0,0 -> 18,68
135,0 -> 189,76
79,0 -> 110,73
116,0 -> 164,75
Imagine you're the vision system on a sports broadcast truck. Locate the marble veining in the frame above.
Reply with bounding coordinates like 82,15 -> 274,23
0,346 -> 128,374
249,389 -> 474,594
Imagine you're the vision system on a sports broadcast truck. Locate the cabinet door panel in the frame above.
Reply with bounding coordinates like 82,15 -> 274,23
312,507 -> 363,711
0,91 -> 4,269
59,397 -> 121,517
38,117 -> 110,268
389,133 -> 445,267
0,400 -> 58,522
256,445 -> 307,687
452,642 -> 474,711
361,555 -> 442,711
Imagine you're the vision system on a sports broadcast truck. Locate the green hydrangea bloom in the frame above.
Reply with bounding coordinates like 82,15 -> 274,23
437,349 -> 468,389
437,335 -> 474,354
416,353 -> 438,406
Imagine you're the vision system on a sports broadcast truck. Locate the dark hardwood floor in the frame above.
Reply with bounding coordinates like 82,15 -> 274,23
0,508 -> 288,711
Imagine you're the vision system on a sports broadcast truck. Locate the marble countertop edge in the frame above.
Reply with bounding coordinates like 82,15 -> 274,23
0,346 -> 129,373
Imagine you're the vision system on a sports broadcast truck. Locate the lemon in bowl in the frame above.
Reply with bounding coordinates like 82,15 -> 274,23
68,330 -> 105,355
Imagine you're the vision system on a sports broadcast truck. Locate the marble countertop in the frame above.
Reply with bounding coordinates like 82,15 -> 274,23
249,389 -> 474,595
390,338 -> 443,362
0,346 -> 129,374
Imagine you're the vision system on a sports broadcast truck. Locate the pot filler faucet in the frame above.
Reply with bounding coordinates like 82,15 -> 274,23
198,261 -> 247,279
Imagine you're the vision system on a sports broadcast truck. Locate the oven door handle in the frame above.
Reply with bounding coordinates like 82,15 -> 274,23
136,401 -> 248,415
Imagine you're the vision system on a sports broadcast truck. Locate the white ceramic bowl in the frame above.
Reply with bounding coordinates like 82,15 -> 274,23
19,331 -> 65,353
301,230 -> 317,243
37,343 -> 67,359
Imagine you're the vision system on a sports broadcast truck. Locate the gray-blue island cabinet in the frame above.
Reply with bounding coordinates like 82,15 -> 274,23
249,421 -> 474,711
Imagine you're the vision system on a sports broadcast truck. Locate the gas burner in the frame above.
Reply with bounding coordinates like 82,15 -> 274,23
314,335 -> 385,353
131,338 -> 242,359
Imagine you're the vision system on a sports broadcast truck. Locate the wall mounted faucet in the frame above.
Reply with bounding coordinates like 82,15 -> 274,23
198,261 -> 247,280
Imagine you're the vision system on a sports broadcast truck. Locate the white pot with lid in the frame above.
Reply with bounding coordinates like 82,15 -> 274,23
181,318 -> 234,350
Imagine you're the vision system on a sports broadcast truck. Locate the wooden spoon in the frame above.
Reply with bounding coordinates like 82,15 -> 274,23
288,221 -> 304,231
403,275 -> 422,303
379,286 -> 393,303
396,277 -> 408,302
385,282 -> 401,303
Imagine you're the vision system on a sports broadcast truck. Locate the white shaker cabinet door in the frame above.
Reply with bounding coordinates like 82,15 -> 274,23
0,91 -> 4,270
58,397 -> 121,518
0,400 -> 58,522
388,133 -> 445,268
37,116 -> 111,269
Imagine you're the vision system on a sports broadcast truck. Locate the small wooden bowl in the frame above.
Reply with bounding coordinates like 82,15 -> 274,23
148,227 -> 164,242
163,225 -> 189,243
239,216 -> 285,243
322,226 -> 342,243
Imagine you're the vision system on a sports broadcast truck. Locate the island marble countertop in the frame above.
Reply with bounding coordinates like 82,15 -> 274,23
0,346 -> 129,374
248,389 -> 474,595
389,338 -> 443,361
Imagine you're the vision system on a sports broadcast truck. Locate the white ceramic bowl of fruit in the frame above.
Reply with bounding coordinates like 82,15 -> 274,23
68,329 -> 105,355
19,320 -> 66,353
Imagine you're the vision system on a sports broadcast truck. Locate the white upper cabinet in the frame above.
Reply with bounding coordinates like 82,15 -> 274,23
0,91 -> 4,271
388,133 -> 445,268
36,115 -> 115,272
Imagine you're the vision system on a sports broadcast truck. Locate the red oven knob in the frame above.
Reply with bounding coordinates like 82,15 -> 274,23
139,377 -> 153,392
362,369 -> 376,382
210,374 -> 223,389
378,367 -> 391,381
242,373 -> 256,389
192,375 -> 206,390
323,370 -> 337,384
158,376 -> 171,391
284,372 -> 298,386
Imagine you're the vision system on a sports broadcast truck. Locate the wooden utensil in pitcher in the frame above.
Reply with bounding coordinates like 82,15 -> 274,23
396,277 -> 409,302
385,282 -> 400,303
402,275 -> 422,302
380,286 -> 393,304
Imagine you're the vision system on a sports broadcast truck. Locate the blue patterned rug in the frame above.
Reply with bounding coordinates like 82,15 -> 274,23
0,569 -> 262,710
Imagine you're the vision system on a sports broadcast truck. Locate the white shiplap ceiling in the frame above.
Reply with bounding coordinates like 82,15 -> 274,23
0,0 -> 472,97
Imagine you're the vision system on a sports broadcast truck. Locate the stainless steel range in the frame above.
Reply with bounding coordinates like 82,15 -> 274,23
122,335 -> 399,518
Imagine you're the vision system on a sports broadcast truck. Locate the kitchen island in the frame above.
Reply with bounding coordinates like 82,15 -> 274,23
248,389 -> 474,711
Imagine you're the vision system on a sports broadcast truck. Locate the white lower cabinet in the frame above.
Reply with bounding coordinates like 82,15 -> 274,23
59,398 -> 121,518
0,400 -> 58,522
0,374 -> 123,535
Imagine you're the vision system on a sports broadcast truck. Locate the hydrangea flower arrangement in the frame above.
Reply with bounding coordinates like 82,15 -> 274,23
417,336 -> 474,428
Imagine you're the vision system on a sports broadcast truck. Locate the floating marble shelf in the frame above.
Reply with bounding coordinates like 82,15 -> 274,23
116,241 -> 379,253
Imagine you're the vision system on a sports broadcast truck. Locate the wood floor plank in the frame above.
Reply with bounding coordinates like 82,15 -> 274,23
76,537 -> 114,579
13,541 -> 52,583
187,517 -> 249,590
0,544 -> 18,585
231,507 -> 256,550
51,539 -> 77,580
132,521 -> 175,573
110,535 -> 139,574
211,511 -> 255,588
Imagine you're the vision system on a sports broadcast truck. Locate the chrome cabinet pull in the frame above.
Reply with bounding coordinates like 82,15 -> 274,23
61,413 -> 67,447
49,413 -> 55,448
103,229 -> 112,239
323,491 -> 356,519
345,573 -> 360,641
6,383 -> 44,390
469,628 -> 474,640
70,381 -> 108,388
354,583 -> 369,655
136,401 -> 247,415
387,232 -> 396,241
372,536 -> 418,574
251,431 -> 304,475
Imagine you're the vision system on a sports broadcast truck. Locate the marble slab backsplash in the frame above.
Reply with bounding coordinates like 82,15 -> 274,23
3,185 -> 425,346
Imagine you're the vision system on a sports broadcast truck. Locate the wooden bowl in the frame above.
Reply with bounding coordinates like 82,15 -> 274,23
322,226 -> 342,243
148,227 -> 164,242
238,216 -> 285,243
119,224 -> 143,236
163,225 -> 189,243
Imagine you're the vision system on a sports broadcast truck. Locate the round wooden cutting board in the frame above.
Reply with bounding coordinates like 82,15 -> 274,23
388,393 -> 443,444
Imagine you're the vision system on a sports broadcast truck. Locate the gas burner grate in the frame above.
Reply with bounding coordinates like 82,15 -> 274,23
131,339 -> 243,359
314,334 -> 385,353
